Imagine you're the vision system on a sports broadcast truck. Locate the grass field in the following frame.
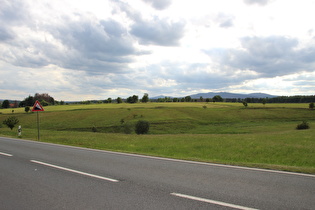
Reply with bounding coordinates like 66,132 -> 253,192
1,102 -> 314,174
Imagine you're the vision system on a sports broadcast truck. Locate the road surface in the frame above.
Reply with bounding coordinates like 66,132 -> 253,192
1,137 -> 314,209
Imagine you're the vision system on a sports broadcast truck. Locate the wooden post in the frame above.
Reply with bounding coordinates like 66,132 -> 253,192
37,111 -> 40,140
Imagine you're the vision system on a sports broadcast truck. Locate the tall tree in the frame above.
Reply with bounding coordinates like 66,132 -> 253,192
1,100 -> 10,108
184,96 -> 192,102
142,93 -> 149,103
212,95 -> 223,102
116,97 -> 123,104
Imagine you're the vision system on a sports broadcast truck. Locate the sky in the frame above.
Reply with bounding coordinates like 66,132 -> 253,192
1,0 -> 315,101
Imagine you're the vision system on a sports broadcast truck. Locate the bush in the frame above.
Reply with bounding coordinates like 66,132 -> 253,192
135,120 -> 150,134
3,116 -> 19,130
296,121 -> 310,130
91,126 -> 97,132
25,106 -> 30,113
309,102 -> 314,109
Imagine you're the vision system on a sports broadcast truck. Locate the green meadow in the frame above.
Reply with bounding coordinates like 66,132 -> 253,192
1,102 -> 314,174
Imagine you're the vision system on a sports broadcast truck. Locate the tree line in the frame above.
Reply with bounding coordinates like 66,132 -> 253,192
1,93 -> 314,109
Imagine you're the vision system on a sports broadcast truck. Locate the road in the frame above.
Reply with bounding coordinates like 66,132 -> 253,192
1,136 -> 314,209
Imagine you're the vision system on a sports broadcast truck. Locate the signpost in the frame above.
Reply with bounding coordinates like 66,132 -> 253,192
32,100 -> 44,140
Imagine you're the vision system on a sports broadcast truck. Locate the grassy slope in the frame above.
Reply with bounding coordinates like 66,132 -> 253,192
1,102 -> 314,174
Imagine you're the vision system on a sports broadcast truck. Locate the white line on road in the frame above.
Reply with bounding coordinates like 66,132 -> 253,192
171,193 -> 259,210
30,160 -> 119,182
0,152 -> 13,157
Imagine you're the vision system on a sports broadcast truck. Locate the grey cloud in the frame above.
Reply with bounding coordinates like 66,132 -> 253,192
142,0 -> 172,10
206,36 -> 315,77
1,10 -> 139,74
131,18 -> 185,46
0,0 -> 30,42
112,1 -> 142,22
114,0 -> 184,46
216,13 -> 234,28
243,0 -> 272,6
0,27 -> 14,41
0,0 -> 30,23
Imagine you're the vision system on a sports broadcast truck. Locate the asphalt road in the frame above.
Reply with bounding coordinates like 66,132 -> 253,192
1,137 -> 314,210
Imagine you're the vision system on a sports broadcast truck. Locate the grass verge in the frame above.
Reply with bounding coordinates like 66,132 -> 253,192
1,102 -> 314,174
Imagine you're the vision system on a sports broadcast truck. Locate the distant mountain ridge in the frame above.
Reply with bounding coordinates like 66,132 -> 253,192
152,92 -> 277,99
189,92 -> 277,99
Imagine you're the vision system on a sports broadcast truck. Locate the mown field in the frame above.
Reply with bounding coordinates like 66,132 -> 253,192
1,102 -> 314,174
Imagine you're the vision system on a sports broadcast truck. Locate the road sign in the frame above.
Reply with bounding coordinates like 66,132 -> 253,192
32,100 -> 44,112
32,100 -> 44,140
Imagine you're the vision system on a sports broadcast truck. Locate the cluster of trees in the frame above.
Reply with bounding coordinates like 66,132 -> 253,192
76,95 -> 145,104
224,95 -> 315,103
0,100 -> 19,109
126,93 -> 149,103
153,95 -> 315,104
266,95 -> 315,103
153,95 -> 224,103
19,93 -> 55,107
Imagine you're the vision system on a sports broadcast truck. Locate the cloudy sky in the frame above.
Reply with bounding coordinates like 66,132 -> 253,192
1,0 -> 314,101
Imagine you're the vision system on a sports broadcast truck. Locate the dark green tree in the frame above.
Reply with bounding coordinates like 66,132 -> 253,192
184,96 -> 192,102
262,98 -> 267,106
1,100 -> 10,108
116,97 -> 123,104
173,98 -> 179,102
135,120 -> 150,134
309,102 -> 314,109
25,106 -> 30,113
3,116 -> 19,130
142,93 -> 149,103
212,95 -> 223,102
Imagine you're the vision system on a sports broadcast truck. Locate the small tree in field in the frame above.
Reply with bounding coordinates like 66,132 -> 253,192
3,116 -> 19,130
309,102 -> 314,109
242,101 -> 248,108
25,106 -> 30,113
262,98 -> 267,106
